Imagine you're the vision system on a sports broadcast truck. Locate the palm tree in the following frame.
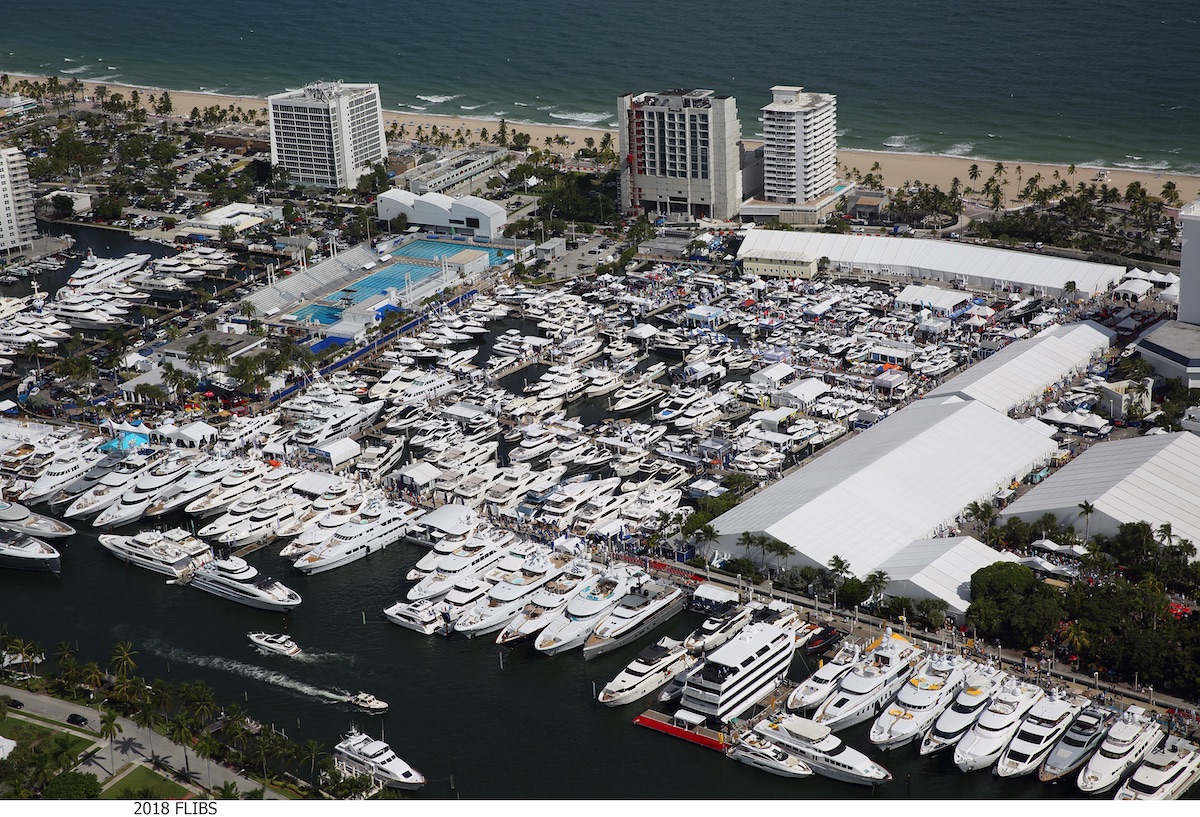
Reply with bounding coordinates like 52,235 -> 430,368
863,570 -> 890,605
167,716 -> 194,777
133,700 -> 161,758
298,738 -> 325,786
109,640 -> 137,680
100,707 -> 124,774
1077,500 -> 1095,544
827,554 -> 851,586
195,731 -> 220,791
82,661 -> 105,692
214,781 -> 241,800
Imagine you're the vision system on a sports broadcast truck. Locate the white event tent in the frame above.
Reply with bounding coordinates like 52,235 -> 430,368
874,536 -> 1020,622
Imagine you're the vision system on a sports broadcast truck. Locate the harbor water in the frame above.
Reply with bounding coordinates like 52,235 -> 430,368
2,0 -> 1200,173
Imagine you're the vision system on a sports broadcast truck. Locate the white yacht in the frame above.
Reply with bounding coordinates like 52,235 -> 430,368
425,578 -> 494,635
610,384 -> 660,414
405,533 -> 515,602
582,578 -> 686,660
786,639 -> 865,712
1077,705 -> 1166,794
280,494 -> 370,557
187,555 -> 302,611
98,528 -> 213,578
184,461 -> 267,517
224,492 -> 307,548
1038,704 -> 1118,782
680,622 -> 796,724
918,662 -> 1008,756
64,453 -> 159,519
0,528 -> 61,572
727,732 -> 813,779
290,400 -> 385,449
355,437 -> 406,482
813,630 -> 923,732
535,564 -> 646,656
753,715 -> 892,786
333,730 -> 424,790
953,678 -> 1047,772
683,603 -> 754,655
198,491 -> 267,541
868,651 -> 972,749
0,500 -> 76,538
19,446 -> 104,503
494,559 -> 597,645
383,597 -> 451,635
145,458 -> 231,516
535,476 -> 620,531
452,548 -> 574,638
66,251 -> 151,287
1115,735 -> 1200,800
483,463 -> 566,512
293,500 -> 423,575
94,451 -> 202,527
597,637 -> 697,707
995,690 -> 1088,778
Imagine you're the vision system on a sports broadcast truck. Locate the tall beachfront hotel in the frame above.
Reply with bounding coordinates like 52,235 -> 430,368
268,81 -> 386,191
0,147 -> 37,257
760,85 -> 838,204
617,89 -> 741,222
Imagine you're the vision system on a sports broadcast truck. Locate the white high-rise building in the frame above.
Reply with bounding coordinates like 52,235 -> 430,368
617,89 -> 741,221
268,81 -> 386,191
0,147 -> 37,256
1179,200 -> 1200,326
760,85 -> 837,204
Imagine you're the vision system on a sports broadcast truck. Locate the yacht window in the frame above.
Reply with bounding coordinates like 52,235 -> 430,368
1006,749 -> 1030,763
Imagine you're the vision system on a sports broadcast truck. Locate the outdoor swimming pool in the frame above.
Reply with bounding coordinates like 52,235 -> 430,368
291,304 -> 345,325
391,238 -> 513,266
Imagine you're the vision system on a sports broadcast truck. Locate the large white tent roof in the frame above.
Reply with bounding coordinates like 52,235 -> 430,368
712,396 -> 1058,578
927,321 -> 1114,414
875,536 -> 1019,618
737,230 -> 1125,296
999,432 -> 1200,547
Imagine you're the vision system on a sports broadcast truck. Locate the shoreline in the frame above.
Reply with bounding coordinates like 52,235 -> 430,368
6,71 -> 1200,202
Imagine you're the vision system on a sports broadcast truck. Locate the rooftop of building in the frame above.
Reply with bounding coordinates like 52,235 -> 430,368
1139,320 -> 1200,364
269,81 -> 378,104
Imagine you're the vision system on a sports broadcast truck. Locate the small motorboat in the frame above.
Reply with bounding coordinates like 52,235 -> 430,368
347,691 -> 389,714
804,626 -> 845,655
248,632 -> 301,657
727,732 -> 813,778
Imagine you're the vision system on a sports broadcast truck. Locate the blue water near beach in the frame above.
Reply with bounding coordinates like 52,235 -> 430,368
3,0 -> 1200,173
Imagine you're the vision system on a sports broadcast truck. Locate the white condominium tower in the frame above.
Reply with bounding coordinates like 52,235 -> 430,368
761,85 -> 837,204
617,89 -> 741,221
0,147 -> 36,256
269,81 -> 386,190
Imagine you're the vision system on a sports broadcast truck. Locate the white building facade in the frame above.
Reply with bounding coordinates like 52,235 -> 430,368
376,190 -> 506,239
268,82 -> 386,190
1179,199 -> 1200,326
617,89 -> 741,221
761,85 -> 837,204
0,147 -> 37,256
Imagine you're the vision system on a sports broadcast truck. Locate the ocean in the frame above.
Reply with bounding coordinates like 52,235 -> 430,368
2,0 -> 1199,173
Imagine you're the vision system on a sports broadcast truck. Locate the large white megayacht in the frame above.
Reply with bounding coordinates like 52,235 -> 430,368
679,621 -> 796,724
868,650 -> 972,750
813,629 -> 923,732
293,499 -> 423,575
332,729 -> 425,790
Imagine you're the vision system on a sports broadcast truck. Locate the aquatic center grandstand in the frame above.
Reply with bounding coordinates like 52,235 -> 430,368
737,230 -> 1125,297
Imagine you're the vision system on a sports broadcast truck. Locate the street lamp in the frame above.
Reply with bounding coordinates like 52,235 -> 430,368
1148,685 -> 1154,708
1093,672 -> 1100,691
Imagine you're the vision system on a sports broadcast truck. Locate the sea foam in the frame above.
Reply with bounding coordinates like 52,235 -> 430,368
416,93 -> 462,104
549,111 -> 611,124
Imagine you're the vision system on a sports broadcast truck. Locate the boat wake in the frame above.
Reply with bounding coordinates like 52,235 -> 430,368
144,641 -> 346,703
292,650 -> 354,666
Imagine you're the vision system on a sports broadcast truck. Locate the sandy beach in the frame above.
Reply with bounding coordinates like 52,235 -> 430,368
10,73 -> 1200,204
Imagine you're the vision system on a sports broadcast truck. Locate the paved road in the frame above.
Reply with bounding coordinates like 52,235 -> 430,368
1,682 -> 285,799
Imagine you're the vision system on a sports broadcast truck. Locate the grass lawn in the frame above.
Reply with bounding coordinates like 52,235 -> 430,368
100,764 -> 191,800
0,717 -> 93,757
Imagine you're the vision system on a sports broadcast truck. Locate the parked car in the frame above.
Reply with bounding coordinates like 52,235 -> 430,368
7,698 -> 24,709
66,713 -> 88,726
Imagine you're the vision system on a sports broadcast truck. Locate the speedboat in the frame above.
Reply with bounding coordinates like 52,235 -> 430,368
753,715 -> 891,786
248,632 -> 301,657
918,662 -> 1008,756
333,729 -> 423,790
582,578 -> 686,660
727,732 -> 813,779
683,603 -> 754,655
534,563 -> 645,656
346,692 -> 389,714
1077,705 -> 1166,794
0,528 -> 60,573
1115,735 -> 1200,800
495,559 -> 597,645
786,639 -> 864,712
1038,704 -> 1118,782
813,629 -> 923,732
187,555 -> 302,611
868,651 -> 971,750
680,622 -> 796,724
597,637 -> 697,707
98,528 -> 213,578
953,678 -> 1046,772
995,689 -> 1088,777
